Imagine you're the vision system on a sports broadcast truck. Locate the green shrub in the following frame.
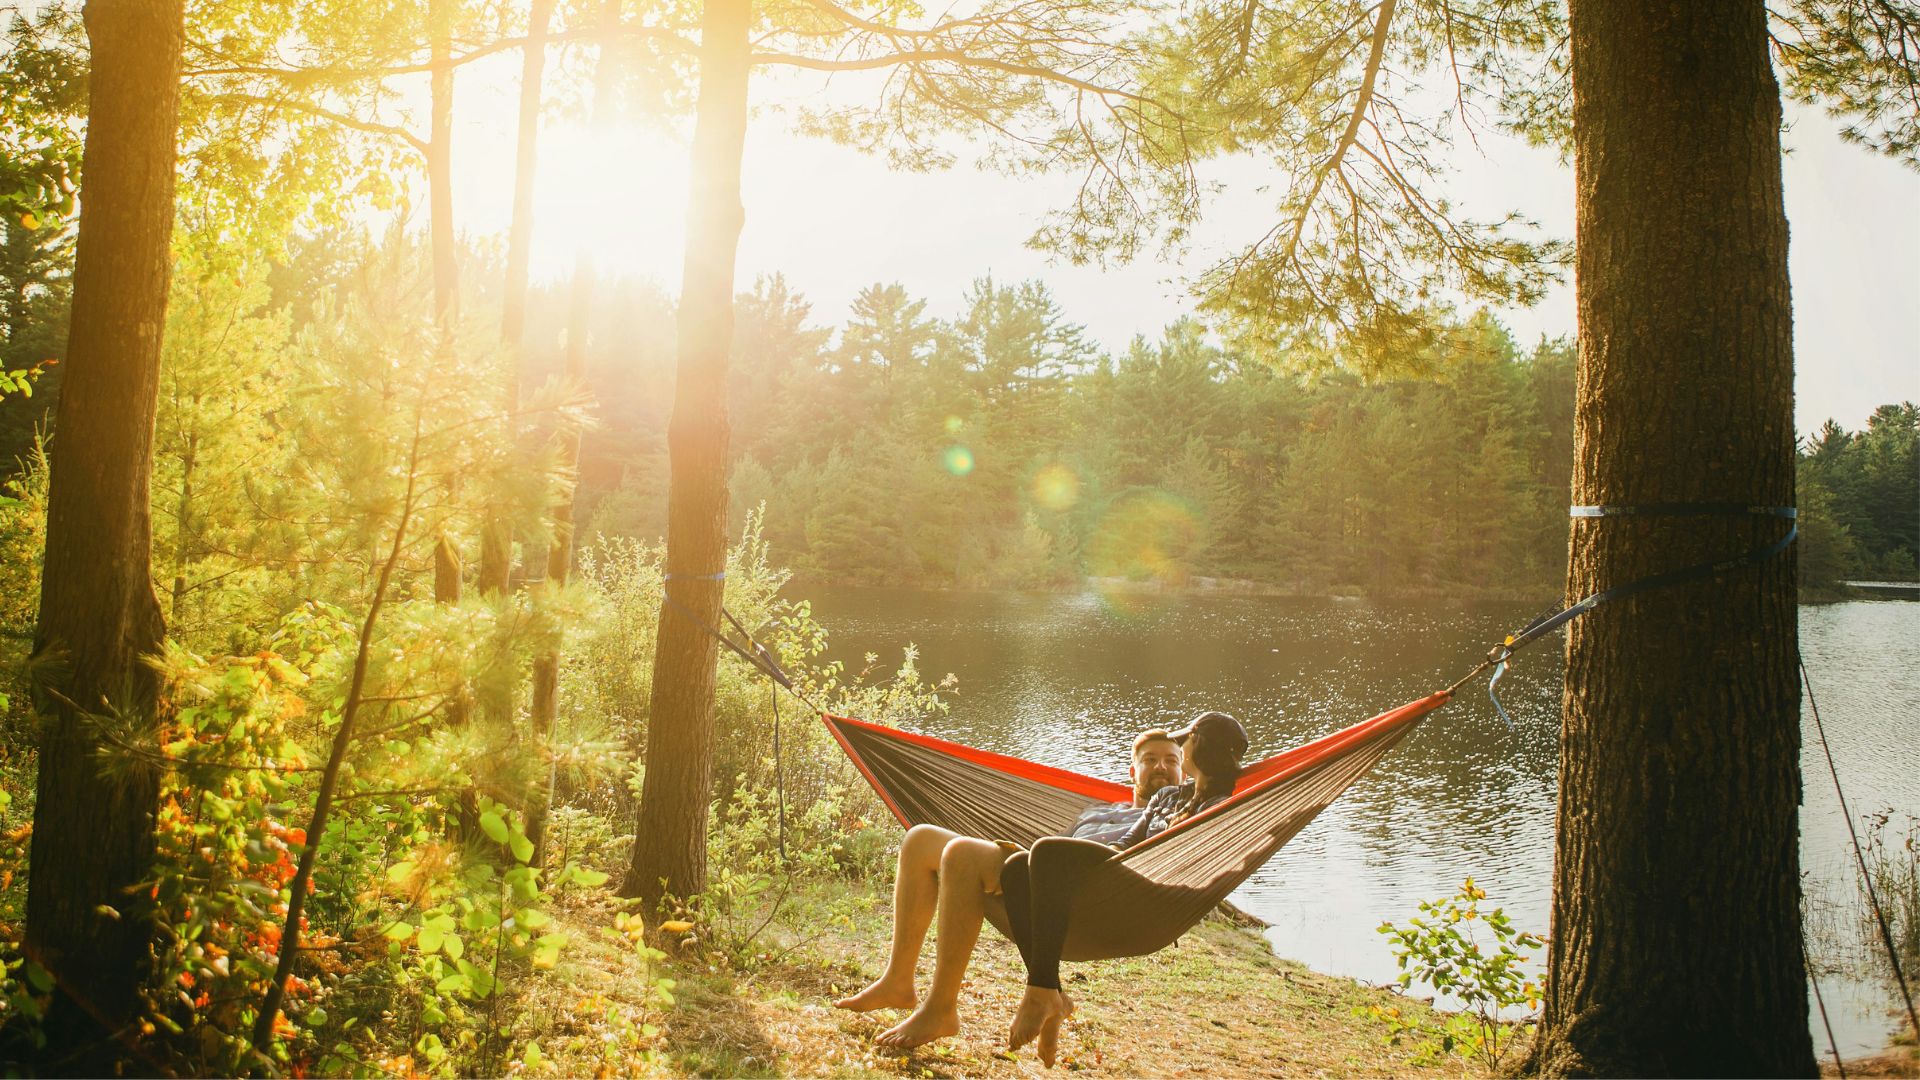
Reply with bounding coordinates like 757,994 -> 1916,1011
1361,878 -> 1545,1071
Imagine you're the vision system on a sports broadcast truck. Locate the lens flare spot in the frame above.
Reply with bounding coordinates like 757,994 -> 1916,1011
1031,464 -> 1080,511
943,445 -> 975,476
944,415 -> 965,435
1085,489 -> 1204,614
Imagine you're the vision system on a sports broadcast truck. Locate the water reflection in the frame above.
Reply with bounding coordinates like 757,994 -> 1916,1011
804,588 -> 1917,1058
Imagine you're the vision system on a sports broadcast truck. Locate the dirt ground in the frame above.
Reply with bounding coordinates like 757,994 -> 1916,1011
518,892 -> 1498,1078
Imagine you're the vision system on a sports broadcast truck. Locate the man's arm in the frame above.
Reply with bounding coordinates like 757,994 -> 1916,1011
1115,787 -> 1175,849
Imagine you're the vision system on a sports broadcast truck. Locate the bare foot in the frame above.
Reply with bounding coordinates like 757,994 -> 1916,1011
1037,1011 -> 1066,1068
833,977 -> 917,1013
1048,988 -> 1076,1066
1007,985 -> 1073,1054
875,1003 -> 960,1050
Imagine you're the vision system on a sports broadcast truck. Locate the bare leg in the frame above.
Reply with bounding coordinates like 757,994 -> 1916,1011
836,824 -> 957,1012
876,836 -> 1004,1049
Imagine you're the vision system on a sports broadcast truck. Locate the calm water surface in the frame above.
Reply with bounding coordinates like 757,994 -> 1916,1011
803,587 -> 1919,1058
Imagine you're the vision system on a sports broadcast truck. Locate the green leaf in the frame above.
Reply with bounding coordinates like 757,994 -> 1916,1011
417,1033 -> 447,1062
418,926 -> 445,954
306,1006 -> 329,1028
510,832 -> 535,865
24,962 -> 54,993
568,867 -> 610,888
382,921 -> 414,941
443,934 -> 464,960
523,1040 -> 543,1069
511,873 -> 539,903
479,811 -> 510,845
532,941 -> 562,969
458,958 -> 496,997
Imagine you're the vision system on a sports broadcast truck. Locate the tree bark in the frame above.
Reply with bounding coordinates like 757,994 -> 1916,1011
527,0 -> 617,862
24,0 -> 184,1062
475,0 -> 558,736
500,0 -> 556,355
428,0 -> 457,327
620,0 -> 751,907
1528,1 -> 1812,1075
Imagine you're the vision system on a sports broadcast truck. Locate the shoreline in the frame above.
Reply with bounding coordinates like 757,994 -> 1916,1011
789,574 -> 1910,606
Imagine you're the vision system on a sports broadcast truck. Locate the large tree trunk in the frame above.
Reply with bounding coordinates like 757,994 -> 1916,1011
1528,1 -> 1812,1075
25,0 -> 184,1061
527,0 -> 618,861
620,0 -> 751,907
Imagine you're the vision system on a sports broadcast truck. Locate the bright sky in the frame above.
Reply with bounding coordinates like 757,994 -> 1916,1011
449,56 -> 1920,436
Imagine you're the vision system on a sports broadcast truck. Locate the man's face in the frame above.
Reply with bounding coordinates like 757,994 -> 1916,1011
1130,738 -> 1183,807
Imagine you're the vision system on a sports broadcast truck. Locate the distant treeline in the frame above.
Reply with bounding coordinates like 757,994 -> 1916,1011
558,276 -> 1912,599
1797,405 -> 1920,591
568,276 -> 1582,598
3,245 -> 1911,599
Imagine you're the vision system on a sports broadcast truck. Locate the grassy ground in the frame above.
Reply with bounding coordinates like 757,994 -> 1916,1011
509,886 -> 1487,1078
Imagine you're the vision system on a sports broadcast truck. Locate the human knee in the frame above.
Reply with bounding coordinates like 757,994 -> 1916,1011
940,837 -> 1002,884
901,823 -> 953,865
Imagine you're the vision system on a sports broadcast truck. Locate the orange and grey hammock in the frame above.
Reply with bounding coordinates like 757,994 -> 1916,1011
823,691 -> 1451,962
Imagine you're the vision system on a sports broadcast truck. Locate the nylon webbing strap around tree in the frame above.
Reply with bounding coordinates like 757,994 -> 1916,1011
661,572 -> 814,862
1483,503 -> 1798,726
659,572 -> 802,695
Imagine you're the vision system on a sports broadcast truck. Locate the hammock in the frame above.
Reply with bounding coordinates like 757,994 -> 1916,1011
823,691 -> 1451,962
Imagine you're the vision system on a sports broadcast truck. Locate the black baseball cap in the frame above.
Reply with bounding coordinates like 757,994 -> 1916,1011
1170,711 -> 1249,758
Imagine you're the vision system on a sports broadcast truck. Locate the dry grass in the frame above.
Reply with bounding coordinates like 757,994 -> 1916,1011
508,885 -> 1472,1078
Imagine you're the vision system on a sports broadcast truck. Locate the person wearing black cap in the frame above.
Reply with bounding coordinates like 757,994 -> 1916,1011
1000,710 -> 1251,1065
1115,711 -> 1249,847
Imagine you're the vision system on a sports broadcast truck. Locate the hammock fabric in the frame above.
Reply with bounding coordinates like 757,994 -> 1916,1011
824,691 -> 1451,962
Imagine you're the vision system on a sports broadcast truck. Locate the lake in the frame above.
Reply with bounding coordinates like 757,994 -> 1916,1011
803,586 -> 1919,1058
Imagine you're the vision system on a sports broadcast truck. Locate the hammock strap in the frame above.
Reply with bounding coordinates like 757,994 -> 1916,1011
770,681 -> 788,866
659,585 -> 810,700
1476,503 -> 1798,727
1804,934 -> 1846,1079
659,585 -> 824,851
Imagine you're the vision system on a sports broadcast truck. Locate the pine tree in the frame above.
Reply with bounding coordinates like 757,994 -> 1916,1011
26,0 -> 185,1060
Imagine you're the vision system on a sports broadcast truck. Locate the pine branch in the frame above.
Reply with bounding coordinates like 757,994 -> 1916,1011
204,92 -> 429,154
183,24 -> 695,82
1273,0 -> 1395,277
754,49 -> 1161,107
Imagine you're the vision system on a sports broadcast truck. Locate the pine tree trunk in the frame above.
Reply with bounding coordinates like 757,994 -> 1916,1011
25,0 -> 183,1060
428,0 -> 457,327
620,0 -> 751,907
1527,1 -> 1812,1074
500,0 -> 555,354
527,0 -> 617,861
472,0 -> 557,742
